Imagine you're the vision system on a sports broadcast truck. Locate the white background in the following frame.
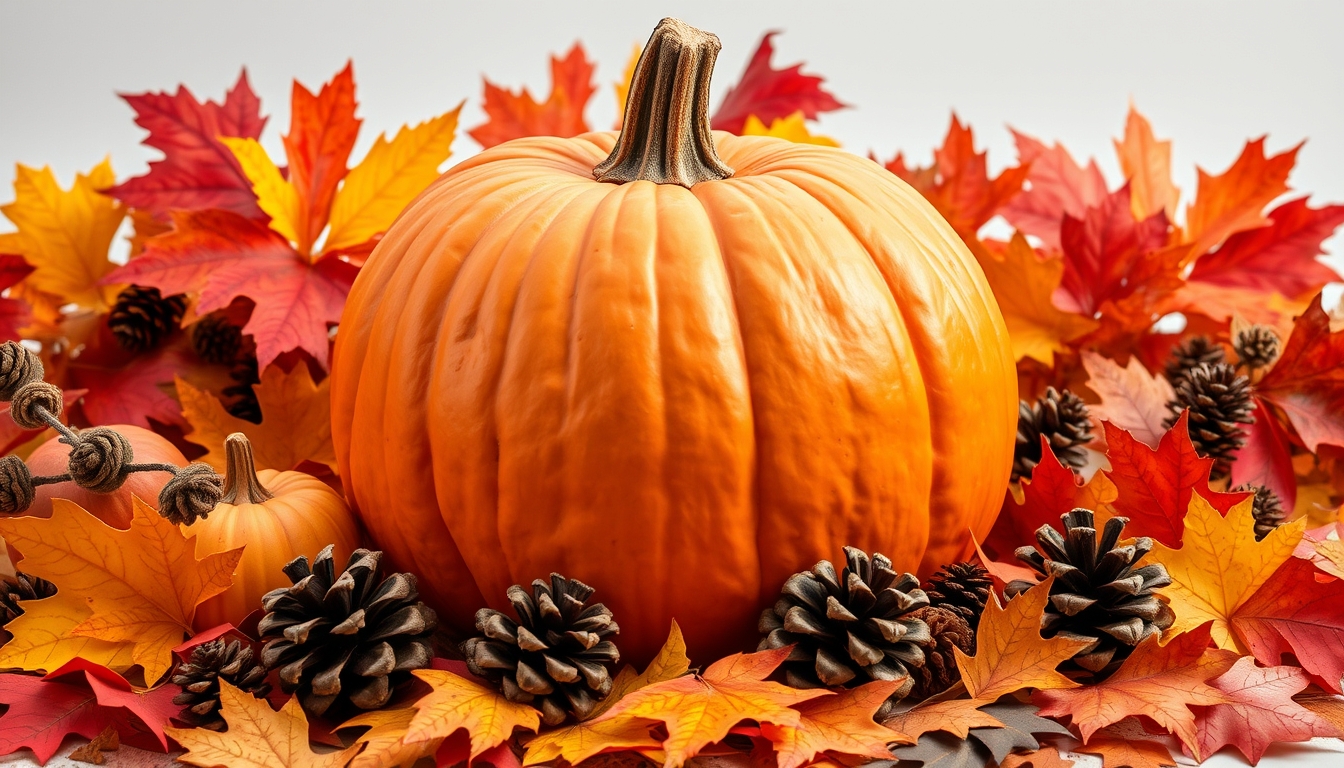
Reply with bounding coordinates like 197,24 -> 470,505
3,1 -> 1344,766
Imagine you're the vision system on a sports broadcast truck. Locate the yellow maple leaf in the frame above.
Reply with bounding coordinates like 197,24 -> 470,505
177,363 -> 336,473
325,105 -> 462,253
0,159 -> 125,311
524,622 -> 690,766
220,137 -> 302,246
168,682 -> 358,768
1147,494 -> 1305,650
972,235 -> 1098,364
1114,105 -> 1180,221
0,497 -> 242,683
407,666 -> 541,759
742,111 -> 840,147
955,576 -> 1092,700
340,707 -> 441,768
0,591 -> 137,674
761,681 -> 910,768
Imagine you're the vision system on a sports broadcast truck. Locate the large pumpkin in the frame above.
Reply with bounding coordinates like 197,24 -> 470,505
331,19 -> 1017,665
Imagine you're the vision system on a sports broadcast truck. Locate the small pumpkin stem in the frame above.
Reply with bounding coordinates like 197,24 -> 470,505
221,432 -> 274,504
594,18 -> 733,187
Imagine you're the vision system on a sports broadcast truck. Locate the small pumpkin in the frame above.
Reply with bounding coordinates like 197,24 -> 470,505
26,424 -> 185,528
187,433 -> 362,631
331,19 -> 1017,664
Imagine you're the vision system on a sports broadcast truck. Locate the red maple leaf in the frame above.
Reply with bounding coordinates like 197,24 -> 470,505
44,659 -> 180,752
1230,397 -> 1297,510
282,61 -> 361,254
468,44 -> 596,149
1192,656 -> 1337,765
711,31 -> 844,134
1103,413 -> 1250,547
1000,129 -> 1109,250
1255,294 -> 1344,452
0,253 -> 35,340
1187,198 -> 1344,299
1233,557 -> 1344,693
104,210 -> 356,371
106,70 -> 267,220
984,438 -> 1114,560
1183,138 -> 1300,259
881,114 -> 1029,240
1056,185 -> 1171,317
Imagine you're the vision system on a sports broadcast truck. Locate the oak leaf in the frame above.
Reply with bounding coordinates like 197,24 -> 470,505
1192,656 -> 1337,764
1081,351 -> 1173,449
1000,130 -> 1109,250
1233,556 -> 1344,693
1187,198 -> 1344,300
407,664 -> 541,759
759,681 -> 908,768
1184,138 -> 1299,258
1148,493 -> 1305,650
106,70 -> 266,220
592,646 -> 830,768
1033,624 -> 1235,758
0,497 -> 243,683
742,112 -> 839,147
712,32 -> 843,135
1114,105 -> 1180,221
177,362 -> 335,473
339,707 -> 441,768
167,682 -> 358,768
469,43 -> 595,149
1255,293 -> 1344,452
984,441 -> 1116,562
969,236 -> 1096,365
1102,413 -> 1249,547
0,160 -> 125,311
954,577 -> 1091,700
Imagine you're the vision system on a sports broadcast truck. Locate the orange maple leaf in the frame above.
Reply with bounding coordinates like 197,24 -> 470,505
760,681 -> 910,768
340,706 -> 441,768
1114,105 -> 1180,221
1074,733 -> 1178,768
955,577 -> 1092,700
168,682 -> 358,767
881,696 -> 1008,740
1184,137 -> 1299,258
469,43 -> 596,149
971,235 -> 1098,365
1000,745 -> 1076,768
407,665 -> 541,759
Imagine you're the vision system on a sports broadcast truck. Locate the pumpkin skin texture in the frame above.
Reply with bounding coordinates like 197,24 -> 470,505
26,424 -> 185,528
187,434 -> 362,631
332,128 -> 1018,665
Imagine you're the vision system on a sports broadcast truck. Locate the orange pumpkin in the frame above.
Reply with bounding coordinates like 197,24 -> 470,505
26,424 -> 185,529
331,19 -> 1016,664
187,433 -> 362,631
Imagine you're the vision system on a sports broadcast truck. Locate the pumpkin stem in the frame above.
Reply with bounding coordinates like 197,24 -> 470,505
221,432 -> 274,504
594,18 -> 734,187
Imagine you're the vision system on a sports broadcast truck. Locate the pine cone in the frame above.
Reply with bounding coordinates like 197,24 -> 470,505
463,574 -> 621,726
171,639 -> 272,730
259,546 -> 437,717
221,355 -> 262,423
1234,484 -> 1287,541
924,562 -> 993,630
1165,362 -> 1255,478
1234,325 -> 1281,371
1013,388 -> 1093,482
1006,509 -> 1174,673
1164,335 -> 1226,388
1,571 -> 56,625
191,313 -> 244,365
905,606 -> 973,701
108,285 -> 186,352
759,547 -> 930,699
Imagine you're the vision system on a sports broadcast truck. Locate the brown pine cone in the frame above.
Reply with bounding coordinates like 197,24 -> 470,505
923,562 -> 992,630
108,285 -> 186,352
1165,335 -> 1226,389
1234,325 -> 1281,371
1,571 -> 56,625
1165,362 -> 1255,478
191,313 -> 245,365
905,606 -> 974,700
1013,387 -> 1093,482
171,639 -> 272,730
1234,484 -> 1287,541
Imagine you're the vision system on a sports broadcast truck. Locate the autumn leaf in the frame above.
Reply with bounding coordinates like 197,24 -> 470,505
0,497 -> 243,683
1187,198 -> 1344,299
954,577 -> 1091,700
883,116 -> 1029,240
970,236 -> 1097,365
1034,624 -> 1235,758
1149,492 -> 1305,650
1296,692 -> 1344,734
882,697 -> 1007,741
712,32 -> 843,135
469,43 -> 595,149
281,62 -> 362,255
407,664 -> 541,759
325,104 -> 462,252
1184,138 -> 1299,258
1230,396 -> 1298,510
177,363 -> 335,473
592,646 -> 830,768
984,441 -> 1116,562
0,254 -> 34,340
1192,656 -> 1337,764
0,591 -> 137,676
887,700 -> 1071,768
742,112 -> 839,147
105,208 -> 358,370
760,681 -> 908,768
220,136 -> 300,244
999,746 -> 1074,768
167,682 -> 358,768
1233,556 -> 1344,693
45,658 -> 181,751
1073,728 -> 1178,768
1114,105 -> 1180,221
1082,351 -> 1174,449
1255,293 -> 1344,452
339,707 -> 441,768
1054,185 -> 1170,318
1102,413 -> 1250,547
1000,130 -> 1109,250
524,622 -> 690,767
0,159 -> 125,311
106,70 -> 266,220
66,327 -> 226,429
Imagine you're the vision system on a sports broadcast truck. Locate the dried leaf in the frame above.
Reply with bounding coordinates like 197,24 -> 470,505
999,746 -> 1074,768
167,682 -> 358,768
759,681 -> 909,768
1229,396 -> 1298,510
469,44 -> 595,149
69,724 -> 119,765
712,32 -> 843,135
0,254 -> 34,340
1233,556 -> 1344,693
1192,656 -> 1337,764
0,591 -> 137,676
1073,731 -> 1177,768
221,136 -> 301,245
882,698 -> 1005,741
884,700 -> 1071,768
340,707 -> 440,768
407,665 -> 541,759
1081,351 -> 1174,449
1055,185 -> 1170,318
